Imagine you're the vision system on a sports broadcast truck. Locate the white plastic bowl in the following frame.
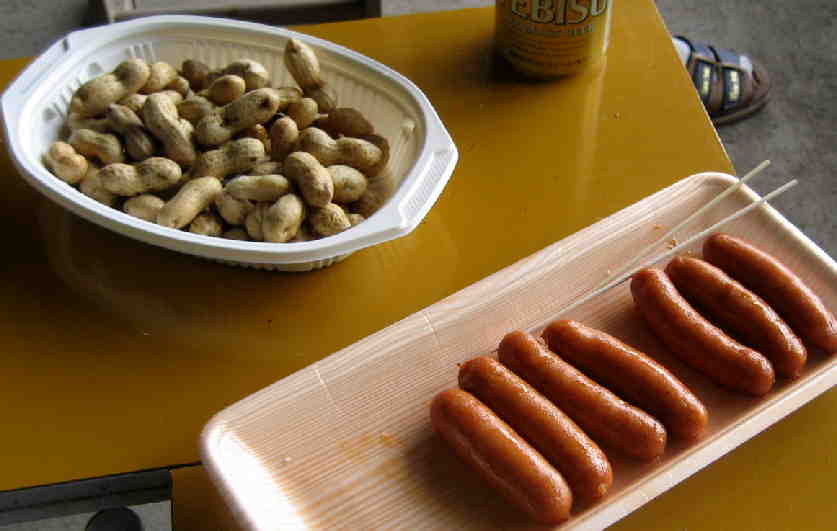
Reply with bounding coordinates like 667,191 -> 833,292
1,15 -> 458,271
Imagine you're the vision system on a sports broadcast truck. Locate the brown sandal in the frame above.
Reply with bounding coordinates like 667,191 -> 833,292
679,37 -> 771,126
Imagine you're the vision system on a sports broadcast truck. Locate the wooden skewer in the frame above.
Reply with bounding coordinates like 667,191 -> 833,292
605,160 -> 771,284
550,178 -> 798,321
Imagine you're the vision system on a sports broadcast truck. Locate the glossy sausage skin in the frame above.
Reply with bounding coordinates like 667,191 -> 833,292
430,388 -> 572,524
631,268 -> 775,396
498,331 -> 667,461
542,320 -> 709,442
666,255 -> 807,378
703,233 -> 837,354
459,356 -> 613,502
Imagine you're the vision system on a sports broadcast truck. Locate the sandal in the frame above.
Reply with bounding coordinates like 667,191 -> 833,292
678,36 -> 771,126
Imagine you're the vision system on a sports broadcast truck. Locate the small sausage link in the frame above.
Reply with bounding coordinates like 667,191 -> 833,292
498,331 -> 667,461
542,320 -> 708,442
703,233 -> 837,354
631,268 -> 775,396
430,388 -> 572,524
667,255 -> 807,378
459,356 -> 612,502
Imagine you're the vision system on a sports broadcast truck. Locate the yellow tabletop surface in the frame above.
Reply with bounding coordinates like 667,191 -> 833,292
1,2 -> 834,530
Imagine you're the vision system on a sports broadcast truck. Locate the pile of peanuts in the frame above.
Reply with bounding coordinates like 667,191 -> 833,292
43,39 -> 390,242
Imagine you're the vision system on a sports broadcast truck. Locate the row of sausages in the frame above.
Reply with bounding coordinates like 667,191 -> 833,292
430,233 -> 837,524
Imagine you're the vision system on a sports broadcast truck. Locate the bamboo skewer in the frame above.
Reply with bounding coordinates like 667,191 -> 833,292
604,160 -> 772,284
551,178 -> 798,321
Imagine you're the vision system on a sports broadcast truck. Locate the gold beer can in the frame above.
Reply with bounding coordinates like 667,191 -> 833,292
495,0 -> 614,78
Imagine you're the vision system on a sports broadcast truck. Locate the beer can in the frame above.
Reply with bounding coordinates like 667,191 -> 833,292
495,0 -> 614,78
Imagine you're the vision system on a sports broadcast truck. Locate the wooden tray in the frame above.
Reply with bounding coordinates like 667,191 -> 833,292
201,173 -> 837,530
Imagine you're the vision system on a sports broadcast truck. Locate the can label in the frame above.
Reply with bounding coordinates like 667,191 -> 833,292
496,0 -> 613,77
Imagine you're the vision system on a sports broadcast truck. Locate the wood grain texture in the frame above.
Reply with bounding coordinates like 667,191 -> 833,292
202,173 -> 837,530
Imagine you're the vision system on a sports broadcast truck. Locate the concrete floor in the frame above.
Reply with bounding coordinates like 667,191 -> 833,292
0,0 -> 834,528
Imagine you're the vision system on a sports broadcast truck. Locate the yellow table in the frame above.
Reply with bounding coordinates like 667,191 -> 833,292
1,3 -> 833,530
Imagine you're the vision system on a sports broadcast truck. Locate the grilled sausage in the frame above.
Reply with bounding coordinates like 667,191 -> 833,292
430,388 -> 572,524
666,255 -> 807,378
703,233 -> 837,354
631,268 -> 775,395
498,331 -> 667,461
542,320 -> 709,442
459,356 -> 613,502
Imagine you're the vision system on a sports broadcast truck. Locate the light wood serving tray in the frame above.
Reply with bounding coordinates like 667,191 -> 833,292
201,173 -> 837,530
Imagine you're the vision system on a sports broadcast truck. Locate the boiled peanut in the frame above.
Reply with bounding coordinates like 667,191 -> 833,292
250,160 -> 283,175
100,157 -> 182,196
123,194 -> 165,222
141,62 -> 179,94
157,177 -> 222,229
142,93 -> 196,167
118,93 -> 147,113
189,212 -> 223,237
214,192 -> 254,225
284,39 -> 336,112
106,104 -> 156,161
297,127 -> 382,175
44,141 -> 88,184
208,75 -> 246,105
177,95 -> 216,124
67,113 -> 111,133
352,186 -> 387,218
307,86 -> 336,113
322,108 -> 373,137
158,89 -> 185,105
263,193 -> 305,243
191,138 -> 265,180
360,133 -> 390,177
226,174 -> 292,202
310,203 -> 351,237
286,97 -> 319,129
245,202 -> 269,240
182,59 -> 211,91
79,164 -> 117,207
167,76 -> 192,98
284,39 -> 322,91
238,124 -> 270,153
269,116 -> 298,161
70,58 -> 150,117
328,165 -> 367,203
284,151 -> 333,207
68,129 -> 124,165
